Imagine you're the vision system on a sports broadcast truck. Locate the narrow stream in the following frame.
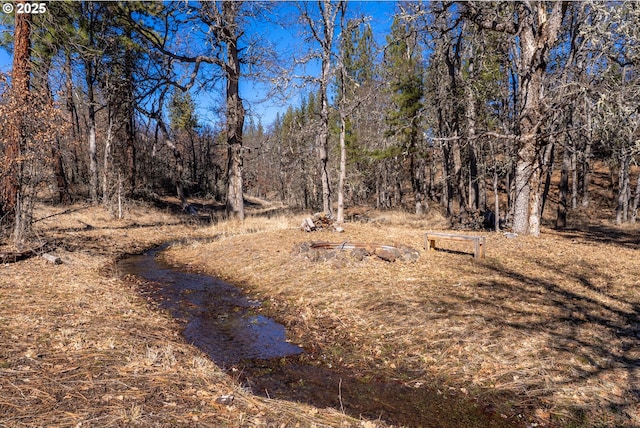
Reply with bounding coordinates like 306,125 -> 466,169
118,244 -> 523,428
117,244 -> 303,367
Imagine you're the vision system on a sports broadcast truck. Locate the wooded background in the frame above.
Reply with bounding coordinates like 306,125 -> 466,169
1,1 -> 639,244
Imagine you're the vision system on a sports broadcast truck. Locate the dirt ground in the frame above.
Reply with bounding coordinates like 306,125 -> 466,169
1,188 -> 640,427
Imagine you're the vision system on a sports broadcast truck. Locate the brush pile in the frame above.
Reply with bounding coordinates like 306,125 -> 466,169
300,212 -> 342,232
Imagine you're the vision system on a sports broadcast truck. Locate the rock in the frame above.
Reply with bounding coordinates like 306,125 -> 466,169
215,395 -> 234,406
398,246 -> 420,262
42,253 -> 62,264
350,247 -> 370,261
375,247 -> 401,262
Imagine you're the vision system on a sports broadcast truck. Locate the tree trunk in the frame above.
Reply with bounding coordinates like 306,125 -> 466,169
556,142 -> 571,229
2,4 -> 31,242
513,143 -> 535,235
540,141 -> 555,219
465,83 -> 479,210
452,137 -> 467,217
493,168 -> 500,231
632,171 -> 640,223
581,99 -> 592,207
510,2 -> 565,236
124,28 -> 137,192
441,143 -> 453,215
317,0 -> 338,216
616,148 -> 631,225
102,112 -> 114,207
571,150 -> 578,209
85,60 -> 99,204
318,77 -> 332,216
413,156 -> 426,215
224,1 -> 245,220
581,139 -> 591,207
64,52 -> 80,139
38,55 -> 71,206
337,114 -> 347,223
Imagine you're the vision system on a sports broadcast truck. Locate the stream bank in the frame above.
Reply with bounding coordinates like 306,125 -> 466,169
118,244 -> 521,428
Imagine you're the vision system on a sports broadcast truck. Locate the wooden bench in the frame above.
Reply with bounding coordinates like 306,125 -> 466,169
424,232 -> 486,259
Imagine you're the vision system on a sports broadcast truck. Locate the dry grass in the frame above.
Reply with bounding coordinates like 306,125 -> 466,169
165,210 -> 640,427
0,202 -> 370,427
3,177 -> 640,427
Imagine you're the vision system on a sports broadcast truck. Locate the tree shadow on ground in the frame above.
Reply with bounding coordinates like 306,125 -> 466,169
558,224 -> 640,250
443,245 -> 640,426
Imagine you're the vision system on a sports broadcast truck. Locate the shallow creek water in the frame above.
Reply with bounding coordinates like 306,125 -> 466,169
118,245 -> 522,428
117,244 -> 303,366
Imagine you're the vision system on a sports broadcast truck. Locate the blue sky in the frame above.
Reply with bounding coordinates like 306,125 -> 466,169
236,1 -> 397,127
0,49 -> 10,73
0,1 -> 399,128
186,1 -> 398,128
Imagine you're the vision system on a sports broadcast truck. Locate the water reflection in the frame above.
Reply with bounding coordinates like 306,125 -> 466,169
117,245 -> 302,367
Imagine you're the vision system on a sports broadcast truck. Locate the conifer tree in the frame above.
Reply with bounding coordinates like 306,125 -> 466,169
0,0 -> 31,240
383,15 -> 425,214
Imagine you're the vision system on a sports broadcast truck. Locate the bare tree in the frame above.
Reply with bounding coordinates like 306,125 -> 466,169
583,1 -> 640,224
127,0 -> 278,219
464,1 -> 567,236
298,1 -> 345,216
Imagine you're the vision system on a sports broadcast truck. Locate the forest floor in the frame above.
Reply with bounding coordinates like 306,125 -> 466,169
0,199 -> 366,427
1,184 -> 640,427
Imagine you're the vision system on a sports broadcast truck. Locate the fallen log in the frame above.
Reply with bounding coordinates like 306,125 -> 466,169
0,242 -> 52,264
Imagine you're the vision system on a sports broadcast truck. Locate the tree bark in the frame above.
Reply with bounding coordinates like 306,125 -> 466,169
540,141 -> 555,219
556,141 -> 570,229
2,4 -> 31,243
224,1 -> 245,220
452,137 -> 467,217
581,139 -> 591,207
85,59 -> 99,204
337,114 -> 347,223
102,112 -> 114,206
616,148 -> 631,225
511,1 -> 566,236
1,4 -> 31,225
571,150 -> 578,209
493,168 -> 500,231
124,27 -> 137,192
318,62 -> 332,216
315,0 -> 340,216
464,79 -> 479,210
632,171 -> 640,224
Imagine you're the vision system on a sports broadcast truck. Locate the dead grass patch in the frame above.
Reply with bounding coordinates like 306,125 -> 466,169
165,212 -> 640,427
1,202 -> 369,427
